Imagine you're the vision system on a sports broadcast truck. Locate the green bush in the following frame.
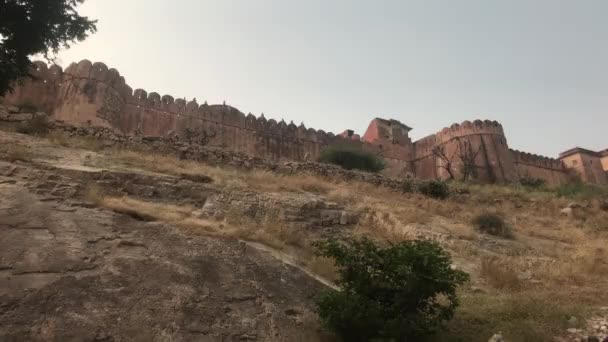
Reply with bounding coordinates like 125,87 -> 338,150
16,115 -> 50,135
472,212 -> 513,239
401,179 -> 415,193
418,180 -> 450,199
519,177 -> 546,189
318,145 -> 385,173
313,237 -> 469,341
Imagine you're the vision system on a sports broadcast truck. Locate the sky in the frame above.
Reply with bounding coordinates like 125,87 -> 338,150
56,0 -> 607,157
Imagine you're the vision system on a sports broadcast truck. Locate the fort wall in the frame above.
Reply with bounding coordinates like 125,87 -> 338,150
510,150 -> 570,186
1,61 -> 63,113
601,150 -> 608,173
560,149 -> 608,185
0,59 -> 591,185
412,120 -> 518,183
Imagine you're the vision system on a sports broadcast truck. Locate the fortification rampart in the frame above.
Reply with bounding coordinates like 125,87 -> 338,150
509,149 -> 570,186
0,59 -> 584,184
510,149 -> 564,170
412,120 -> 516,183
0,61 -> 63,113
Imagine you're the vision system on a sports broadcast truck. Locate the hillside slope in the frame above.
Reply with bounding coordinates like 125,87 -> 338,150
1,127 -> 607,341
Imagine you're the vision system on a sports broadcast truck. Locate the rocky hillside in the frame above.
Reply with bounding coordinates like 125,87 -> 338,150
1,111 -> 608,341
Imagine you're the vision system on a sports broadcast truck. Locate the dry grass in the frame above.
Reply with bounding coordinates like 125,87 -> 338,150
47,131 -> 104,151
86,182 -> 313,255
108,149 -> 338,193
307,256 -> 339,283
479,256 -> 522,290
2,145 -> 33,163
433,289 -> 592,342
31,137 -> 608,342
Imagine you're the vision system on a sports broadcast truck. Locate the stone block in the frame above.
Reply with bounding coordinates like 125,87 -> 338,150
7,113 -> 33,122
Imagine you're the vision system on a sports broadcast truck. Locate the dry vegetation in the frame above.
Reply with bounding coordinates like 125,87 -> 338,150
3,145 -> 34,163
92,149 -> 608,341
107,149 -> 338,194
2,126 -> 607,341
46,131 -> 105,151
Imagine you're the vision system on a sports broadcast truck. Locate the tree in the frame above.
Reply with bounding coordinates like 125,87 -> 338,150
313,237 -> 469,341
432,145 -> 456,180
0,0 -> 97,95
455,139 -> 481,181
433,138 -> 482,182
318,145 -> 386,173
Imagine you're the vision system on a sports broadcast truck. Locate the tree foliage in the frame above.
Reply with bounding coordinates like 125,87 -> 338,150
0,0 -> 97,94
318,145 -> 385,173
472,212 -> 514,239
313,237 -> 469,341
418,179 -> 450,200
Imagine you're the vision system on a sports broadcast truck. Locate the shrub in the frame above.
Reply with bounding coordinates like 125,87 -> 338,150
480,257 -> 522,290
401,179 -> 415,193
16,115 -> 50,135
318,145 -> 385,173
519,177 -> 546,189
418,179 -> 450,199
313,237 -> 469,341
472,212 -> 514,239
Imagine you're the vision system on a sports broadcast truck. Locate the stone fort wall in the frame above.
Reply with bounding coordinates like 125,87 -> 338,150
0,59 -> 574,184
412,120 -> 518,183
510,150 -> 572,186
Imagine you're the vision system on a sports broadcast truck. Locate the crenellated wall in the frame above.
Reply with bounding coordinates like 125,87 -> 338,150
1,61 -> 63,113
412,120 -> 518,183
510,149 -> 571,186
0,59 -> 591,185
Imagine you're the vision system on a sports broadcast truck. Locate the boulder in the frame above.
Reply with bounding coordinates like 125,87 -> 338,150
6,113 -> 33,122
488,333 -> 504,342
560,207 -> 573,217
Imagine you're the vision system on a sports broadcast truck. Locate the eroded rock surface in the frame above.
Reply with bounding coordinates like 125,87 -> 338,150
0,167 -> 326,341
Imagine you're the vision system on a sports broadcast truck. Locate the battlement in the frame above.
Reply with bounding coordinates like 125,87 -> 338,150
0,58 -> 598,185
435,119 -> 504,144
510,149 -> 564,170
46,60 -> 358,144
30,61 -> 63,84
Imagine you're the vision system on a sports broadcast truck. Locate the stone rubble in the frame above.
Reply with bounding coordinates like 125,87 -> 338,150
558,314 -> 608,342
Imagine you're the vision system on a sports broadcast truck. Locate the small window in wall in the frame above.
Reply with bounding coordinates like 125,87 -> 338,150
573,160 -> 578,165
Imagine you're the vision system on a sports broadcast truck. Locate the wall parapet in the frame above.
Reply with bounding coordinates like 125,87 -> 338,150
510,149 -> 565,170
435,119 -> 504,144
45,59 -> 360,148
1,58 -> 593,186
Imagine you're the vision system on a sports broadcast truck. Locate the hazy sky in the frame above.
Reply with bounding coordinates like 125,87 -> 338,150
56,0 -> 607,157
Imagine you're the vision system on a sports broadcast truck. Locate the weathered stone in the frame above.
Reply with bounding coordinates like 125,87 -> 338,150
339,211 -> 349,225
488,333 -> 504,342
6,113 -> 33,122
